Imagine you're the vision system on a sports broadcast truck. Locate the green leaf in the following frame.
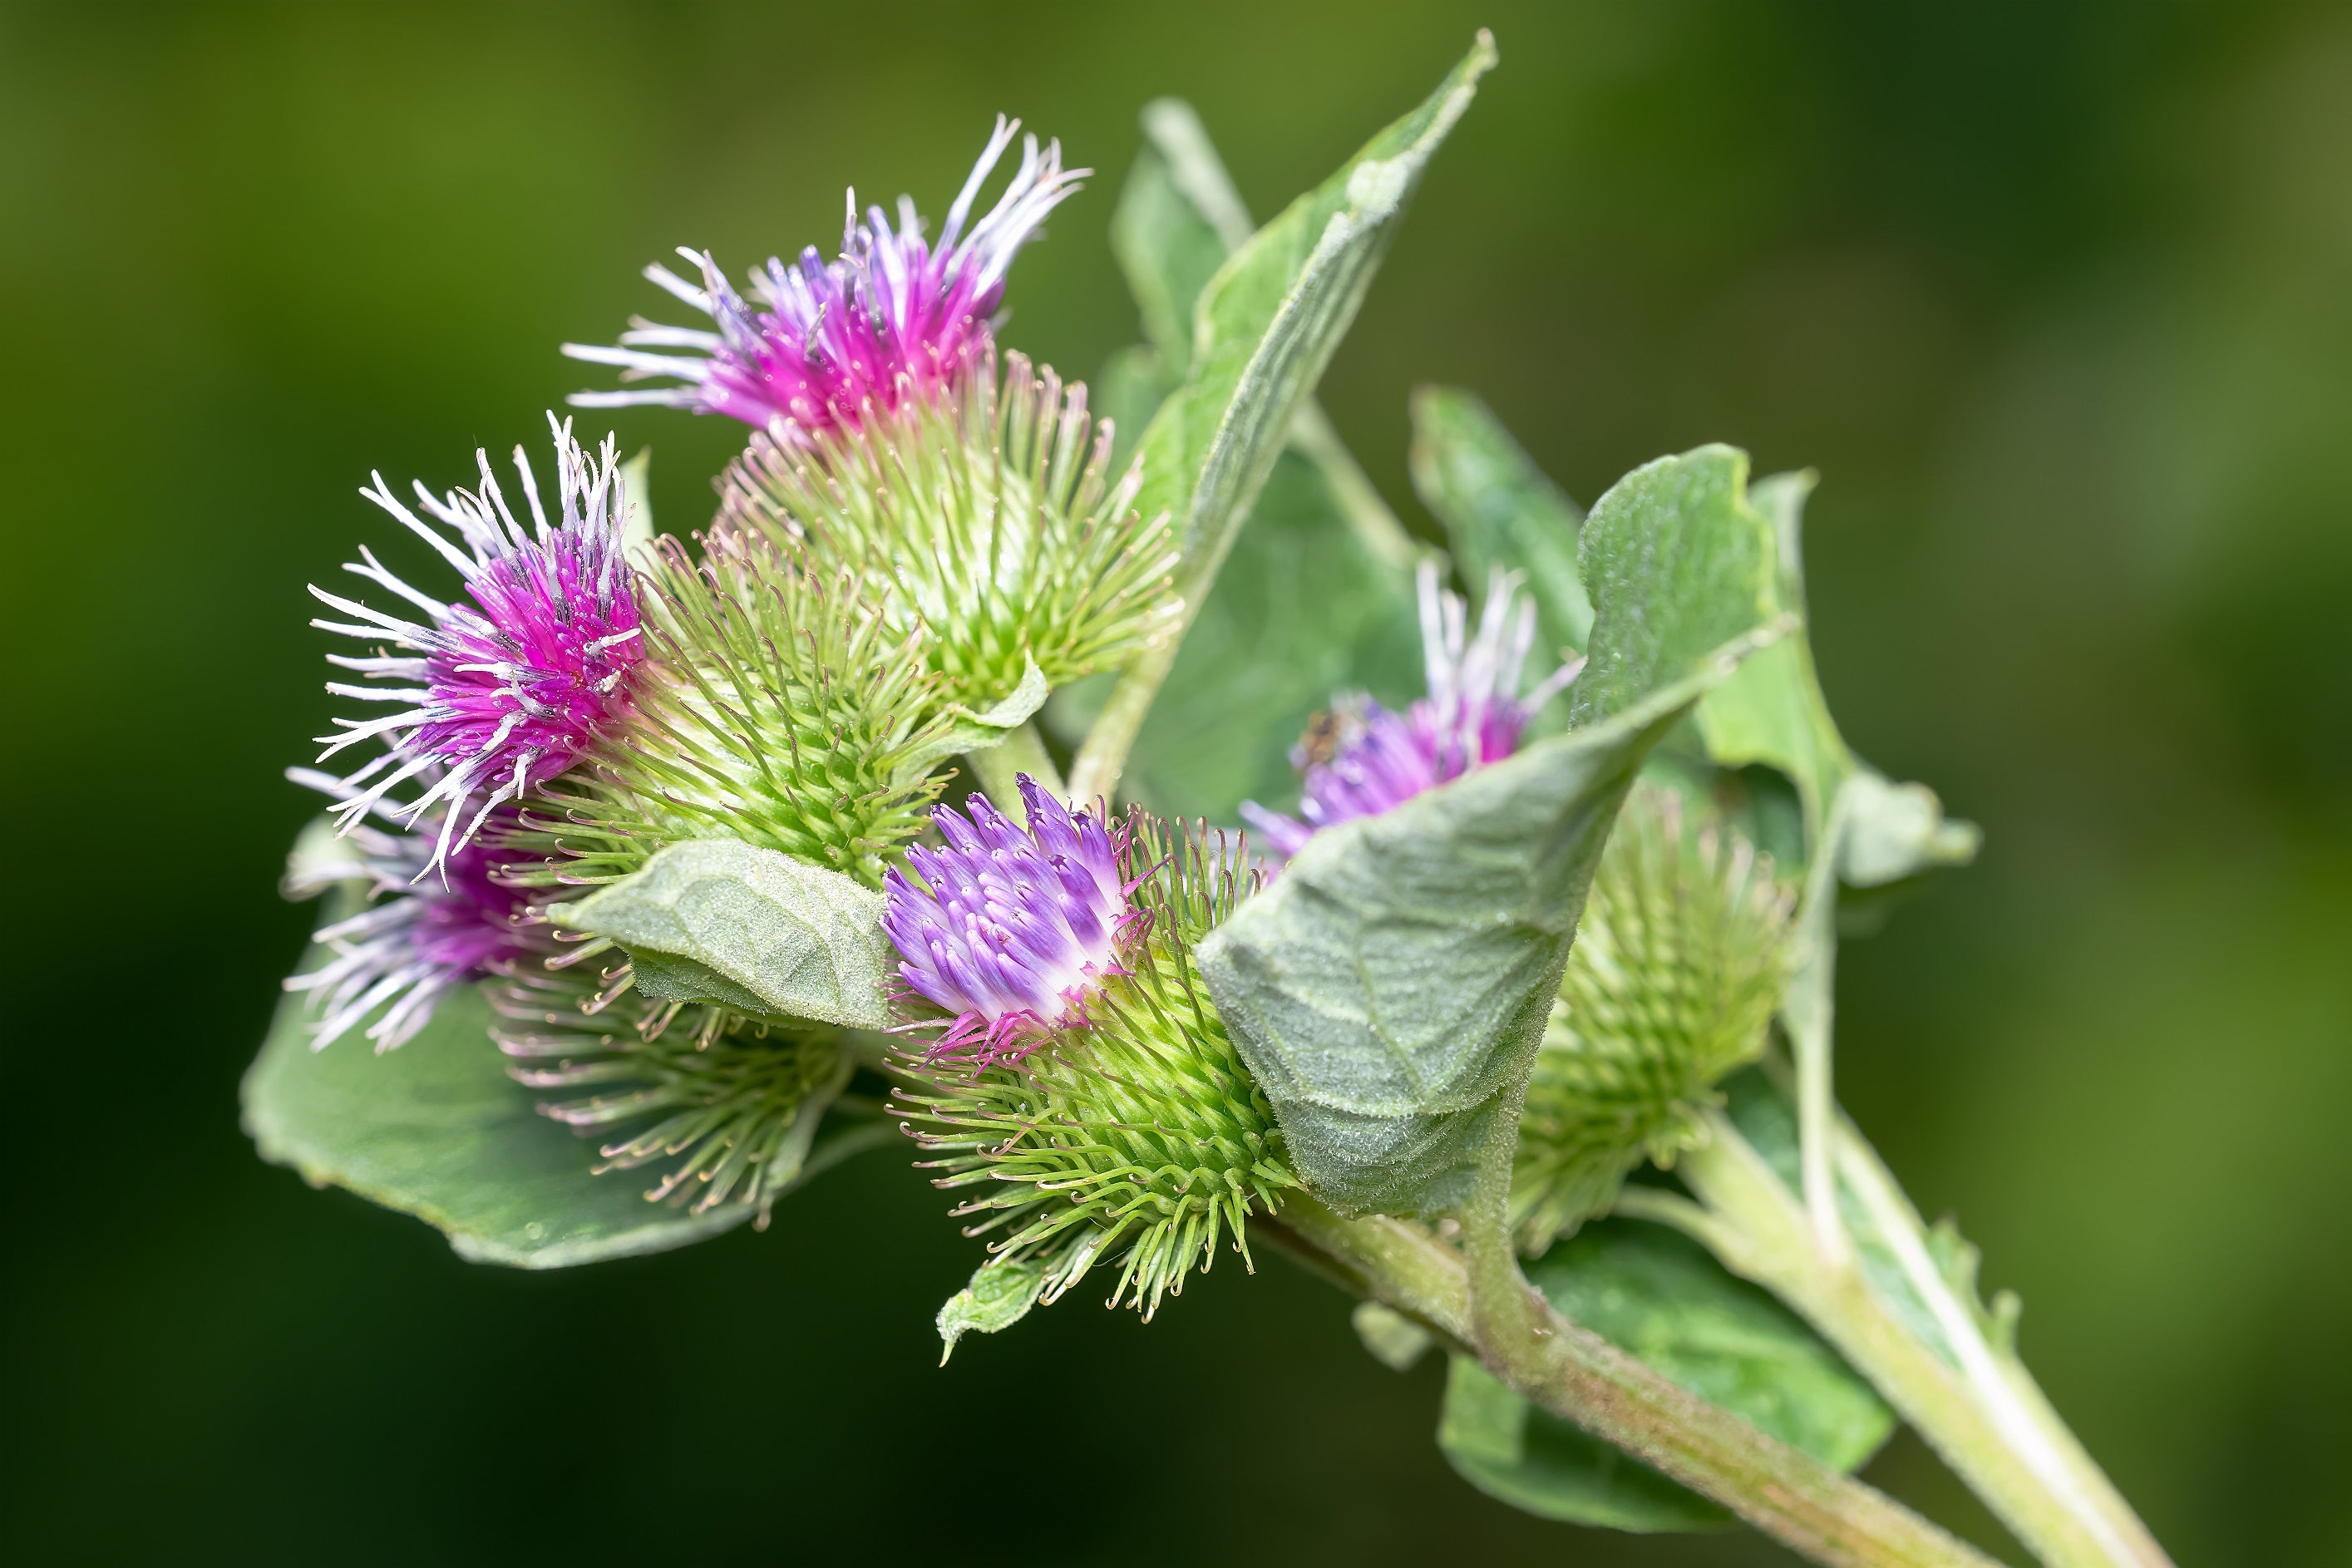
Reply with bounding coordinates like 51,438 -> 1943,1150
1198,656 -> 1762,1215
1134,32 -> 1494,610
556,838 -> 895,1029
1201,441 -> 1788,1214
618,446 -> 655,551
1072,449 -> 1423,821
891,652 -> 1049,788
1439,1217 -> 1896,1530
1111,99 -> 1252,373
243,979 -> 746,1267
1352,1301 -> 1436,1372
1567,446 -> 1782,727
1409,386 -> 1592,654
1839,766 -> 1983,888
936,1258 -> 1047,1364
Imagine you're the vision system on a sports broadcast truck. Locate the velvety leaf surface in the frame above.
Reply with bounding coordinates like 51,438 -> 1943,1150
1409,386 -> 1592,654
243,978 -> 743,1268
558,838 -> 895,1029
1439,1217 -> 1895,1531
1198,665 -> 1743,1214
1132,33 -> 1494,610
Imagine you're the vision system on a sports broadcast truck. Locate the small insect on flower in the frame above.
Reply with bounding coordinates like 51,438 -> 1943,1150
281,772 -> 545,1052
1242,560 -> 1585,858
306,415 -> 644,876
565,116 -> 1085,441
884,776 -> 1141,1070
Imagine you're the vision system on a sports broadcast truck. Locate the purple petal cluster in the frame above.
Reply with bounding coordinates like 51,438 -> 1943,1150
884,776 -> 1134,1069
308,417 -> 643,875
565,117 -> 1084,441
1243,563 -> 1584,859
284,772 -> 543,1051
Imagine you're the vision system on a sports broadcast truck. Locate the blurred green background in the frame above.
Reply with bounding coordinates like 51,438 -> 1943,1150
6,2 -> 2348,1563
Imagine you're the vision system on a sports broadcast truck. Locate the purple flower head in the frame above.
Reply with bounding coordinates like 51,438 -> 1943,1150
883,776 -> 1140,1070
565,117 -> 1085,442
308,415 -> 644,876
284,771 -> 544,1051
1242,562 -> 1585,859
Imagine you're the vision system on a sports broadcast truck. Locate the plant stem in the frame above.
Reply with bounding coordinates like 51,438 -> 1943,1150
1272,1192 -> 2002,1568
1664,1110 -> 2172,1568
1067,640 -> 1171,805
967,722 -> 1064,822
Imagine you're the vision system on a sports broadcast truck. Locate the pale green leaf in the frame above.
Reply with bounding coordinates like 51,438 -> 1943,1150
1409,386 -> 1592,654
1440,1218 -> 1895,1530
1197,654 -> 1763,1215
1840,766 -> 1983,888
1352,1301 -> 1436,1372
557,838 -> 895,1029
243,979 -> 745,1267
618,446 -> 655,552
1134,33 -> 1495,611
936,1258 -> 1048,1364
893,653 -> 1050,787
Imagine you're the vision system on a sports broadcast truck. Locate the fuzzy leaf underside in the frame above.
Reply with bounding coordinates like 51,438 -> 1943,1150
243,978 -> 745,1267
1439,1218 -> 1896,1531
558,839 -> 895,1030
935,1259 -> 1048,1363
1132,33 -> 1494,612
1201,445 -> 1788,1214
1198,656 -> 1756,1215
1410,386 -> 1592,655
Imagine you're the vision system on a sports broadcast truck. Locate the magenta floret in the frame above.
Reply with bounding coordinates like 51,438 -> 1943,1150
883,776 -> 1136,1070
565,117 -> 1085,441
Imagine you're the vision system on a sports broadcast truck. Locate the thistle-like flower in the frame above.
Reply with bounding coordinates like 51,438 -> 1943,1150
491,958 -> 855,1224
1512,786 -> 1796,1253
1242,561 -> 1581,858
565,117 -> 1084,441
716,350 -> 1177,713
307,416 -> 643,875
281,773 -> 545,1051
500,530 -> 957,890
895,811 -> 1293,1319
885,776 -> 1139,1070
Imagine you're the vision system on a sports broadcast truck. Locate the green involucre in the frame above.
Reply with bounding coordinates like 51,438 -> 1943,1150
895,816 -> 1294,1319
716,351 -> 1180,712
506,532 -> 953,891
491,949 -> 851,1223
1513,785 -> 1795,1253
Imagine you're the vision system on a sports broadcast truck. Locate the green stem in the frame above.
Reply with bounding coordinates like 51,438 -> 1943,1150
1664,1110 -> 2171,1568
1067,639 -> 1171,806
967,722 -> 1064,822
1288,403 -> 1423,571
1274,1192 -> 2001,1568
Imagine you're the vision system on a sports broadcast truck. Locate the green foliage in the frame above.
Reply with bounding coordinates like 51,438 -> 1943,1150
554,836 -> 899,1030
1201,445 -> 1789,1215
1131,33 -> 1494,620
1409,386 -> 1592,657
1513,786 -> 1795,1253
717,353 -> 1178,713
935,1257 -> 1048,1363
895,816 -> 1294,1320
510,531 -> 951,890
1439,1219 -> 1895,1531
243,969 -> 747,1267
491,961 -> 857,1224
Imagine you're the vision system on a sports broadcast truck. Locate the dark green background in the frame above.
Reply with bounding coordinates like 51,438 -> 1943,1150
7,3 -> 2348,1564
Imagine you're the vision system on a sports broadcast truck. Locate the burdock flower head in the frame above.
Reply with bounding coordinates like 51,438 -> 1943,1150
308,416 -> 643,874
281,775 -> 544,1051
565,117 -> 1084,441
1243,561 -> 1584,858
884,776 -> 1139,1069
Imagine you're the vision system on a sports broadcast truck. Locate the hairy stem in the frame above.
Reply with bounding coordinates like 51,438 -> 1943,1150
1662,1110 -> 2171,1568
967,722 -> 1064,821
1274,1192 -> 2002,1568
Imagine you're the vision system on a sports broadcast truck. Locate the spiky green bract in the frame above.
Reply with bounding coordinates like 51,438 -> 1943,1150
491,952 -> 849,1224
715,350 -> 1179,712
503,531 -> 952,891
895,814 -> 1294,1319
1513,786 -> 1797,1255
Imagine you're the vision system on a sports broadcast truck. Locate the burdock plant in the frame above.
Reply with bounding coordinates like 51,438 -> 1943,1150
244,32 -> 2175,1568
